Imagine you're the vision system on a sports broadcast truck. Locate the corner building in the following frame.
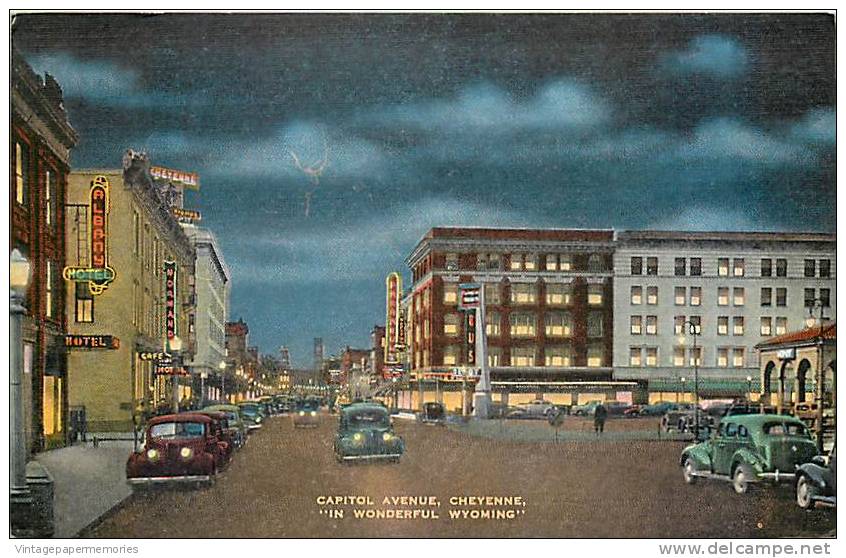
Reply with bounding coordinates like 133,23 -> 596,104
65,166 -> 195,432
613,231 -> 836,400
404,228 -> 617,408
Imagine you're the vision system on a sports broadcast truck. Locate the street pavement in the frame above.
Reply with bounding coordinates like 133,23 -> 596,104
86,412 -> 835,538
34,439 -> 134,538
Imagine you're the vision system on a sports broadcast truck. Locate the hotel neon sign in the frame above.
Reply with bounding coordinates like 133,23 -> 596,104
63,176 -> 117,295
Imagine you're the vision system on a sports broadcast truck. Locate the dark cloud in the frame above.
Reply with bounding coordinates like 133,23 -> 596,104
12,13 -> 835,366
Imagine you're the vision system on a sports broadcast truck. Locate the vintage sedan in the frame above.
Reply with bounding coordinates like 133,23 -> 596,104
571,400 -> 603,416
418,402 -> 446,425
795,444 -> 836,509
237,401 -> 264,431
202,404 -> 248,448
334,402 -> 404,462
292,398 -> 320,428
680,414 -> 819,494
126,414 -> 226,487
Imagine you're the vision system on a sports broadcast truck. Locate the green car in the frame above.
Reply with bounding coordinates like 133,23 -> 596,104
200,404 -> 248,449
334,403 -> 404,463
680,414 -> 819,494
236,401 -> 264,431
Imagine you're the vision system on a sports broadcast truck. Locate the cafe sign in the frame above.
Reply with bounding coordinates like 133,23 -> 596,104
63,176 -> 116,295
138,351 -> 171,362
65,335 -> 120,349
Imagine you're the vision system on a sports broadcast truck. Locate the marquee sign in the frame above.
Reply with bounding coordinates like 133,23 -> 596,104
138,351 -> 171,362
171,207 -> 202,223
384,272 -> 402,366
154,365 -> 189,376
63,176 -> 116,295
150,166 -> 200,189
164,261 -> 177,340
65,335 -> 120,349
458,283 -> 481,310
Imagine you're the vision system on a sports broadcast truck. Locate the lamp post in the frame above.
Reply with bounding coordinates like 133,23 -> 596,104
10,249 -> 33,525
678,320 -> 701,439
219,360 -> 227,403
200,371 -> 208,408
746,375 -> 753,403
805,298 -> 828,451
168,335 -> 183,413
680,377 -> 686,403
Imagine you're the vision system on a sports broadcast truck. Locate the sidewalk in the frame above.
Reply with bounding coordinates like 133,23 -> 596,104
450,417 -> 693,442
34,439 -> 135,538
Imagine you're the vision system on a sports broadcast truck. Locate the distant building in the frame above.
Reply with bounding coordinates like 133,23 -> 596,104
11,51 -> 79,451
313,337 -> 324,373
370,325 -> 386,377
279,346 -> 291,370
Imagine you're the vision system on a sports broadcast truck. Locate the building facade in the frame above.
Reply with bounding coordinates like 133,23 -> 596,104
11,52 -> 79,451
183,226 -> 230,402
65,164 -> 195,432
613,231 -> 836,398
405,228 -> 616,386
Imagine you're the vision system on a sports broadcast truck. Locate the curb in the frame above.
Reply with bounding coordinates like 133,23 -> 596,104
72,489 -> 135,539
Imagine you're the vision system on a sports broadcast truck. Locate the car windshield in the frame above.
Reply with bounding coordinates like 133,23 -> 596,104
239,405 -> 259,416
225,411 -> 238,422
763,422 -> 810,438
298,401 -> 318,411
150,422 -> 204,439
348,410 -> 389,427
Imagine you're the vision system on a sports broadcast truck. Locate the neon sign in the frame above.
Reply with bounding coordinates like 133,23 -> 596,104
63,176 -> 116,295
164,261 -> 177,340
384,272 -> 402,367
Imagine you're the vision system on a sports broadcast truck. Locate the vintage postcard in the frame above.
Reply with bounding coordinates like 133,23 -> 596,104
7,10 -> 837,548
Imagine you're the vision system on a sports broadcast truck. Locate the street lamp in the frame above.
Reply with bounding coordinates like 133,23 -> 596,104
746,375 -> 753,403
10,249 -> 33,529
219,360 -> 227,403
806,298 -> 828,451
680,377 -> 686,403
168,335 -> 183,413
200,371 -> 208,407
678,321 -> 701,439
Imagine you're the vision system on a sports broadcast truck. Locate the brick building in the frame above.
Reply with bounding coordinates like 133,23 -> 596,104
405,228 -> 616,384
11,51 -> 79,451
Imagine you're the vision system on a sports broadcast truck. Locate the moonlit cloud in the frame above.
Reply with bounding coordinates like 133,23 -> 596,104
661,34 -> 750,78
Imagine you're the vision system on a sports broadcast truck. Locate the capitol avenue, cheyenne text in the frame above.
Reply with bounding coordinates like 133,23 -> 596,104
315,495 -> 527,521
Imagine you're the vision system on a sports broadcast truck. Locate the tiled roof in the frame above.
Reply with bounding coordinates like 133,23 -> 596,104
756,323 -> 836,349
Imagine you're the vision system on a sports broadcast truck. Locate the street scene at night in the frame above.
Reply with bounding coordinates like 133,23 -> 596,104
7,10 -> 838,548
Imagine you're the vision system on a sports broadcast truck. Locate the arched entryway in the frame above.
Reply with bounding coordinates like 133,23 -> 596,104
796,359 -> 812,403
763,361 -> 775,395
779,360 -> 794,408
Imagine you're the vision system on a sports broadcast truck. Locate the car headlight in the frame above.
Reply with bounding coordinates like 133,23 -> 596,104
299,411 -> 305,416
382,432 -> 394,442
256,416 -> 262,423
146,449 -> 159,461
310,411 -> 317,417
180,447 -> 193,459
353,432 -> 364,444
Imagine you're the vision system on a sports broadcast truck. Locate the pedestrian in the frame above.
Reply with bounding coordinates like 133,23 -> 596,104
594,403 -> 608,435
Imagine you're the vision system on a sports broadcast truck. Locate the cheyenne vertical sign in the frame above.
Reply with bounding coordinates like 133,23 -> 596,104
164,261 -> 177,340
384,272 -> 402,366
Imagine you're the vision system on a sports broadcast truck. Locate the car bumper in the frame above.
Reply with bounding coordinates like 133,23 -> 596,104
758,471 -> 796,483
339,453 -> 402,461
127,474 -> 211,485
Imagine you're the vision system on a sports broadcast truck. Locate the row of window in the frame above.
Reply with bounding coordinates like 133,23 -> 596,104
436,345 -> 606,368
440,311 -> 604,338
630,286 -> 831,308
446,252 -> 608,272
629,346 -> 748,368
13,141 -> 59,230
629,315 -> 790,337
442,283 -> 604,306
632,256 -> 832,278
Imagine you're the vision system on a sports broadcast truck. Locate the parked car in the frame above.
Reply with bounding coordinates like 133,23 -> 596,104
191,410 -> 234,462
334,402 -> 404,462
571,400 -> 603,416
236,401 -> 264,431
418,402 -> 446,425
293,398 -> 320,428
623,405 -> 642,418
795,444 -> 836,509
639,401 -> 677,417
126,413 -> 226,487
661,403 -> 700,432
201,404 -> 248,448
604,401 -> 634,417
680,414 -> 819,494
273,395 -> 292,414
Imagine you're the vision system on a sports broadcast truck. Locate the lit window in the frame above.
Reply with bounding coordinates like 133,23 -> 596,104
509,313 -> 536,337
45,170 -> 54,226
674,286 -> 686,305
646,286 -> 658,305
75,283 -> 94,323
510,347 -> 535,367
443,346 -> 459,366
775,317 -> 787,335
689,347 -> 702,367
587,284 -> 603,305
558,255 -> 572,271
545,346 -> 571,367
443,314 -> 460,336
718,258 -> 729,277
511,283 -> 537,304
673,347 -> 685,367
15,142 -> 28,205
485,284 -> 500,305
546,283 -> 571,306
732,348 -> 745,368
485,312 -> 501,337
674,316 -> 685,335
546,254 -> 557,271
631,316 -> 642,335
718,316 -> 728,335
717,348 -> 729,367
545,312 -> 572,337
690,287 -> 701,306
645,347 -> 658,367
445,253 -> 459,271
587,344 -> 604,367
629,347 -> 642,367
733,316 -> 744,336
760,317 -> 772,336
690,316 -> 701,334
443,283 -> 458,304
733,288 -> 745,306
630,286 -> 642,305
45,261 -> 54,319
645,315 -> 657,335
733,258 -> 745,277
717,287 -> 729,306
488,348 -> 502,367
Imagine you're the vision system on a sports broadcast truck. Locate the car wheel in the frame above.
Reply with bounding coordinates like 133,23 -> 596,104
682,457 -> 698,485
795,475 -> 818,510
732,465 -> 751,494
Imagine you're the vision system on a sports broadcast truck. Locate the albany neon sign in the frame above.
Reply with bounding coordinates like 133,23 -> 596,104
63,176 -> 116,295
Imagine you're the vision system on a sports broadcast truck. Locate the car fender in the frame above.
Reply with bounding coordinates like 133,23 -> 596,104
795,464 -> 828,490
680,444 -> 711,469
732,448 -> 765,476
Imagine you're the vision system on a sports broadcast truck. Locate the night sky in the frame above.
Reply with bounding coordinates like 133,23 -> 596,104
11,13 -> 836,366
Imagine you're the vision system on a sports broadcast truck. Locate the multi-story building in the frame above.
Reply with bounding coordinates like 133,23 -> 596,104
11,51 -> 79,451
404,227 -> 617,408
183,226 -> 230,402
613,231 -> 836,399
65,161 -> 195,432
370,325 -> 386,378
